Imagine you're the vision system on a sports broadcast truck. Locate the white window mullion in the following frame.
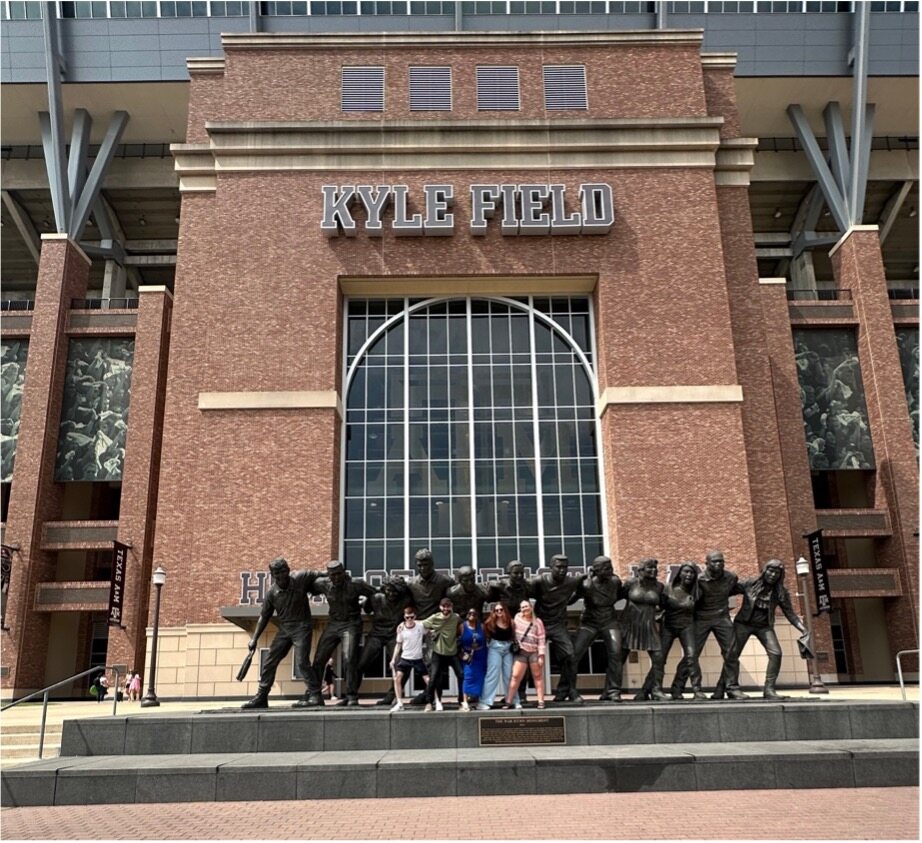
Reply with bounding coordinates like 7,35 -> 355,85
527,298 -> 546,569
587,294 -> 610,558
466,298 -> 478,570
403,297 -> 411,568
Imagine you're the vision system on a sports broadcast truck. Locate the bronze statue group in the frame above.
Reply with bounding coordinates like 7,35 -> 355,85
240,549 -> 810,710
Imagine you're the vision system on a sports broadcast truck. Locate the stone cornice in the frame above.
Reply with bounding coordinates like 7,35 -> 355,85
221,30 -> 706,50
172,116 -> 737,190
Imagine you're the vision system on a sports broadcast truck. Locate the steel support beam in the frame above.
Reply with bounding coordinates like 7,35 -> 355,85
66,109 -> 91,210
878,180 -> 914,245
41,2 -> 69,235
248,0 -> 260,32
656,1 -> 667,29
786,104 -> 851,233
69,111 -> 129,240
823,102 -> 850,197
1,190 -> 42,265
849,2 -> 871,225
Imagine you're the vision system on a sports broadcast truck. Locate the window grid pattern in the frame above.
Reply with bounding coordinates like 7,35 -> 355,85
476,66 -> 521,111
543,64 -> 588,110
409,66 -> 453,111
8,0 -> 918,17
342,66 -> 385,112
342,296 -> 604,578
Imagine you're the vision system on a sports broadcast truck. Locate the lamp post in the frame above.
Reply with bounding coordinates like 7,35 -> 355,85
140,566 -> 166,707
795,556 -> 828,694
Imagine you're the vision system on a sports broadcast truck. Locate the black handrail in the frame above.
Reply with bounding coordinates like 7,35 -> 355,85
786,288 -> 852,301
70,298 -> 140,310
1,664 -> 122,759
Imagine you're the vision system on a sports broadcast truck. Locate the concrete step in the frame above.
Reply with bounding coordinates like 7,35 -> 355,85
2,738 -> 917,806
2,729 -> 63,747
58,699 -> 921,757
1,724 -> 63,737
1,743 -> 62,759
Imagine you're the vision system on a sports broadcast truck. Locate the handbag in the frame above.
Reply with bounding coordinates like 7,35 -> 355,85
511,622 -> 533,656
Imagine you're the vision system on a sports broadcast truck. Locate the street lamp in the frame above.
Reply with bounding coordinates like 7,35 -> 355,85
795,556 -> 828,694
140,566 -> 166,708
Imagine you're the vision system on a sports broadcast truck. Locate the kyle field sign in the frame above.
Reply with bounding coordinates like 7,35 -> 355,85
321,183 -> 614,237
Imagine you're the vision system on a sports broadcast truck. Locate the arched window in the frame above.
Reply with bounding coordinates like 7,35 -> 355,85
341,296 -> 606,577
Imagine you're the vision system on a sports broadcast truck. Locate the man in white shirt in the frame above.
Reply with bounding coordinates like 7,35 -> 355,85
388,606 -> 430,711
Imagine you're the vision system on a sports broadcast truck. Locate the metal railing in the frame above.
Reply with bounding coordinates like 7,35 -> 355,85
70,297 -> 140,310
887,287 -> 920,300
895,649 -> 918,701
786,287 -> 852,301
0,665 -> 122,759
0,299 -> 35,312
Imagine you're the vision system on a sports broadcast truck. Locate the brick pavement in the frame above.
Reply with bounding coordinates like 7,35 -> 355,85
0,788 -> 918,840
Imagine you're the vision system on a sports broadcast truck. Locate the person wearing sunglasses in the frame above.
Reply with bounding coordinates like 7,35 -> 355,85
478,602 -> 517,710
389,607 -> 430,711
503,599 -> 547,710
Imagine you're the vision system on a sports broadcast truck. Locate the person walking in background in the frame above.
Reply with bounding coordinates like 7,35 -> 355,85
478,602 -> 516,710
129,672 -> 141,702
503,600 -> 547,710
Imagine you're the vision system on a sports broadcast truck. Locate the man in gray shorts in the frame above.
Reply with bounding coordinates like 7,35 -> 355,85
389,606 -> 430,711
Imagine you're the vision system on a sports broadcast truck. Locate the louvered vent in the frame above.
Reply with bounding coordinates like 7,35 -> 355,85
543,65 -> 588,111
342,66 -> 385,112
409,66 -> 452,111
476,66 -> 520,111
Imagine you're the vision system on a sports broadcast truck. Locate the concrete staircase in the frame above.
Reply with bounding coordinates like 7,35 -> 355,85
2,699 -> 917,805
0,723 -> 62,763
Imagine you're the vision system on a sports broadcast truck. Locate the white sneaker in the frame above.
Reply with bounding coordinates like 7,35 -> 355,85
434,698 -> 444,712
514,702 -> 523,710
390,700 -> 404,712
423,703 -> 433,712
460,701 -> 470,712
476,703 -> 490,711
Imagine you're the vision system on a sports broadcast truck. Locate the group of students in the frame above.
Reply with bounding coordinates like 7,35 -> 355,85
90,670 -> 141,703
389,596 -> 547,712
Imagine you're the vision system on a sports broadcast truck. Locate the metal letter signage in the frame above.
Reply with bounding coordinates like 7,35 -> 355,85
806,529 -> 832,614
321,183 -> 614,237
108,541 -> 129,627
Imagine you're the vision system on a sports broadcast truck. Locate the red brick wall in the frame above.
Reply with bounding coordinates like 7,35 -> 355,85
1,239 -> 90,693
190,41 -> 708,130
831,229 -> 920,662
156,38 -> 762,625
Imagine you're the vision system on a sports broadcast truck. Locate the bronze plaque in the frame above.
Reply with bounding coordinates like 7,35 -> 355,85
478,715 -> 566,746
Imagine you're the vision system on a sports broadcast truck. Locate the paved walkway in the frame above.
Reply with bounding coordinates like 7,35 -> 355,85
1,788 -> 918,840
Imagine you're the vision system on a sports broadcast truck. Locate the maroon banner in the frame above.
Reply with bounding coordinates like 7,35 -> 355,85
1,544 -> 12,628
806,529 -> 832,614
108,541 -> 129,627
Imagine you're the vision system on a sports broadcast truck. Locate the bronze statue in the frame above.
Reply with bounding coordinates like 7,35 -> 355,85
241,557 -> 323,709
573,555 -> 624,702
447,565 -> 490,618
310,560 -> 377,706
674,550 -> 743,700
403,548 -> 453,704
531,554 -> 583,703
723,559 -> 808,700
639,561 -> 702,700
621,557 -> 667,700
356,575 -> 413,706
488,559 -> 532,616
407,548 -> 452,619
